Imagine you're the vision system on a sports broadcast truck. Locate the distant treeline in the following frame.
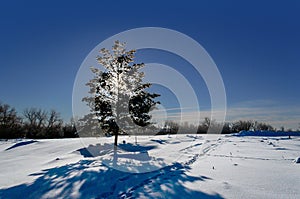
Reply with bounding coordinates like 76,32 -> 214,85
0,101 -> 295,139
157,119 -> 276,135
0,102 -> 77,139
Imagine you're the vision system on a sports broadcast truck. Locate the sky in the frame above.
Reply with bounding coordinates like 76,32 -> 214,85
0,0 -> 300,129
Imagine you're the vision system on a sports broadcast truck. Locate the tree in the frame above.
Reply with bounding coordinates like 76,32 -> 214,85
45,110 -> 63,138
197,117 -> 224,134
221,122 -> 232,134
83,41 -> 160,146
23,108 -> 47,138
23,108 -> 63,138
177,121 -> 198,134
201,117 -> 211,133
0,102 -> 22,138
63,119 -> 78,138
255,122 -> 274,131
232,120 -> 254,132
159,120 -> 179,134
77,113 -> 103,137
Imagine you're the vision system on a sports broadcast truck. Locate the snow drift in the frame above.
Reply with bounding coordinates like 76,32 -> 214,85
0,134 -> 299,198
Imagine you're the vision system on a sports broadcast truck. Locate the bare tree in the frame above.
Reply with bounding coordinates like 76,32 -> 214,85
45,110 -> 63,138
63,117 -> 78,138
255,122 -> 274,131
23,108 -> 63,138
222,122 -> 232,134
23,108 -> 47,128
199,117 -> 224,134
46,110 -> 62,128
232,120 -> 254,132
0,102 -> 22,138
23,108 -> 48,137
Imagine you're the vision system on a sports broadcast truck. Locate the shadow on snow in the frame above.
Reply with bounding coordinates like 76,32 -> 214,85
5,140 -> 38,151
77,143 -> 167,173
0,144 -> 224,198
77,143 -> 157,158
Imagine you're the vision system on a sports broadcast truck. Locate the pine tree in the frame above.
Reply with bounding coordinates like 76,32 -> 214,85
83,41 -> 160,146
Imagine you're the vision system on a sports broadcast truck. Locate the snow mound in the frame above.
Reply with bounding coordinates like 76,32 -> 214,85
235,130 -> 300,137
5,140 -> 38,151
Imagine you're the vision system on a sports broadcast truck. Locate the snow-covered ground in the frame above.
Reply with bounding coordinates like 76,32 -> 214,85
0,134 -> 299,199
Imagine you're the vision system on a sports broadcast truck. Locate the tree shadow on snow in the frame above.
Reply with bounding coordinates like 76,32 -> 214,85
77,143 -> 114,157
0,158 -> 224,198
77,143 -> 166,173
118,143 -> 156,152
77,143 -> 156,158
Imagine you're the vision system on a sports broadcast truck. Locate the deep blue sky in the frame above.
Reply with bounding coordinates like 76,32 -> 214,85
1,0 -> 299,128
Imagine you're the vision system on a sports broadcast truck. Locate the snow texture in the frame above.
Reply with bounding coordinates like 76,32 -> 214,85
0,133 -> 299,198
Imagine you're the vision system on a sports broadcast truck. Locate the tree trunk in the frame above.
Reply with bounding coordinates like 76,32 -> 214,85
115,64 -> 120,147
114,126 -> 119,146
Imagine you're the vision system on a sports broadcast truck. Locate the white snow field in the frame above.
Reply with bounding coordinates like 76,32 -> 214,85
0,133 -> 299,199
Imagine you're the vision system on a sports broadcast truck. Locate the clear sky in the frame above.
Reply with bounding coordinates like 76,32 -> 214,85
0,0 -> 299,129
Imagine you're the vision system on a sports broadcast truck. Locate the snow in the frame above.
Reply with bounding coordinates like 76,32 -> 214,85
0,134 -> 299,198
236,130 -> 300,137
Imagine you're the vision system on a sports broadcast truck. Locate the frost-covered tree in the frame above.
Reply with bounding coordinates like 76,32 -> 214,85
83,41 -> 160,146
